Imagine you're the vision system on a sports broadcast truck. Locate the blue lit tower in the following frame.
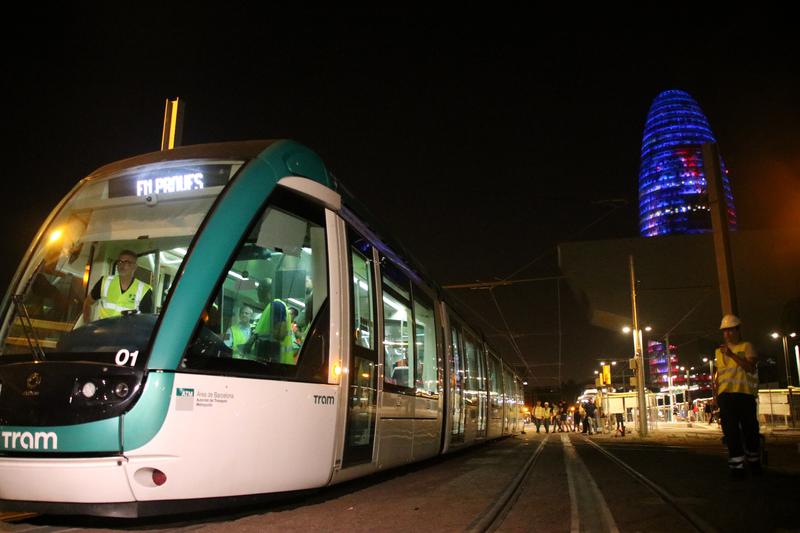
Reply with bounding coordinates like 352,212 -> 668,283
638,90 -> 737,237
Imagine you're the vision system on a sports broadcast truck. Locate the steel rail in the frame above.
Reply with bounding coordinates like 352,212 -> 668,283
466,435 -> 549,533
581,437 -> 718,533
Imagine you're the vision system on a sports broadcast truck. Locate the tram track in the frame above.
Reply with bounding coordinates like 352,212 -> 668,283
466,434 -> 549,533
475,432 -> 722,533
580,436 -> 718,533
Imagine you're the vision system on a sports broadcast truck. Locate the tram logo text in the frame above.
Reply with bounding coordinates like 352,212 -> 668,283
1,431 -> 58,450
313,395 -> 335,405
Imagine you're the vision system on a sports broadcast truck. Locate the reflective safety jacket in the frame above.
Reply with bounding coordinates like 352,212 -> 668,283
98,276 -> 152,319
254,299 -> 295,364
533,405 -> 546,419
228,325 -> 251,358
715,341 -> 758,396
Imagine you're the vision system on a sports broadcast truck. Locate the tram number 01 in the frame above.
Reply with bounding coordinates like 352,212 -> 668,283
115,349 -> 140,367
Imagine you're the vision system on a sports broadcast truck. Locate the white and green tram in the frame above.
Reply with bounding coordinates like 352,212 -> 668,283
0,140 -> 524,516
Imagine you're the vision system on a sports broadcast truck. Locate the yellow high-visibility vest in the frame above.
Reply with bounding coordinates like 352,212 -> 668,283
98,276 -> 151,319
228,325 -> 251,358
254,299 -> 296,364
715,341 -> 758,396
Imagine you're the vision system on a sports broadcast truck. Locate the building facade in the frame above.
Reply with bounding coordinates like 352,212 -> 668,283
638,89 -> 737,237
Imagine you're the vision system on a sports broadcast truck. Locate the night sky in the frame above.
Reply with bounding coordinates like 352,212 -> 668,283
5,11 -> 799,386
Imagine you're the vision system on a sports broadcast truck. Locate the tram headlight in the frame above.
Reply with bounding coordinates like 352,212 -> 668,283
114,382 -> 130,398
81,381 -> 97,398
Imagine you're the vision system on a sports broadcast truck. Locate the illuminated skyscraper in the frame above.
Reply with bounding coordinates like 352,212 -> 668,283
638,90 -> 737,237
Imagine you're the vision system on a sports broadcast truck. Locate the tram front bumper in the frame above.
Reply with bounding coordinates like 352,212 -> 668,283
0,456 -> 135,506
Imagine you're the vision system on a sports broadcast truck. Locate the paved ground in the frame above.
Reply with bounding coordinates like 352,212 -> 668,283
2,425 -> 798,532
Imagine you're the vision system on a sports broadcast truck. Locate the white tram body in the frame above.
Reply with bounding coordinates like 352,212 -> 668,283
0,141 -> 523,516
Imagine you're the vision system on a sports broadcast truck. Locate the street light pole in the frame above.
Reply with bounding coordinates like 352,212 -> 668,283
665,333 -> 673,422
782,335 -> 791,387
703,356 -> 714,395
773,331 -> 798,429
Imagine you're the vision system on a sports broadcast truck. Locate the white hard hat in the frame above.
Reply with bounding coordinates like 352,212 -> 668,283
720,314 -> 741,329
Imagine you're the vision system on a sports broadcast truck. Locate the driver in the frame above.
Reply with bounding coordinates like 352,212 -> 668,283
82,250 -> 153,322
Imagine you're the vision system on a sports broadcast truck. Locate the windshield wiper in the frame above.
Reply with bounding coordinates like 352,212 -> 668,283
12,294 -> 46,361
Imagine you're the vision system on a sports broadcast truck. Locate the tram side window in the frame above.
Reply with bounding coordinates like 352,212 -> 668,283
184,189 -> 329,382
413,290 -> 438,396
351,244 -> 375,349
503,368 -> 513,407
464,334 -> 479,397
382,260 -> 413,389
489,354 -> 501,410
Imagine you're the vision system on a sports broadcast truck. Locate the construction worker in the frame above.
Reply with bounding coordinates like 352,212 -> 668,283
533,400 -> 545,433
714,314 -> 760,478
82,250 -> 152,322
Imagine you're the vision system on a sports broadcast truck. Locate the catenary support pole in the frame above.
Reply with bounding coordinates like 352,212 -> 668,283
629,255 -> 648,437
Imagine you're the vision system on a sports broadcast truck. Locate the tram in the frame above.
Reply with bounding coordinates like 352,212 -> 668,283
0,140 -> 524,517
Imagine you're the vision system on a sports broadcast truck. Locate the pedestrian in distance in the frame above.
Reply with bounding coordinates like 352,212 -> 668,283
615,413 -> 625,436
714,314 -> 761,478
584,401 -> 596,434
533,400 -> 545,433
543,402 -> 551,433
553,404 -> 563,432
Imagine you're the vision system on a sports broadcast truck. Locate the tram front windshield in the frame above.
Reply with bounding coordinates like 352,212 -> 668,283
0,160 -> 241,362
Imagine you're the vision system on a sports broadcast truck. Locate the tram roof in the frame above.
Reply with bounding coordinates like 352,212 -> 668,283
88,140 -> 279,180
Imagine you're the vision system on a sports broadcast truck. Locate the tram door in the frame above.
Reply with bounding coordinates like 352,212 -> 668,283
342,234 -> 379,466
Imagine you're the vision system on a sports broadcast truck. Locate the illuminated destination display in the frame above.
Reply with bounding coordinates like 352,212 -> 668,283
108,163 -> 236,199
136,172 -> 204,196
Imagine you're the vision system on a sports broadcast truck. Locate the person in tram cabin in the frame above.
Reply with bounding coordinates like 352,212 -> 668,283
82,250 -> 153,322
289,306 -> 304,351
250,278 -> 294,364
224,304 -> 254,358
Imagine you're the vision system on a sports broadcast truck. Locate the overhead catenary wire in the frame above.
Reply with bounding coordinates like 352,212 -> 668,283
442,203 -> 627,388
489,288 -> 540,385
501,202 -> 626,283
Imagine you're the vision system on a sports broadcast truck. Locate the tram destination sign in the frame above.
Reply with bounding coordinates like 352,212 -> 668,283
108,164 -> 234,199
